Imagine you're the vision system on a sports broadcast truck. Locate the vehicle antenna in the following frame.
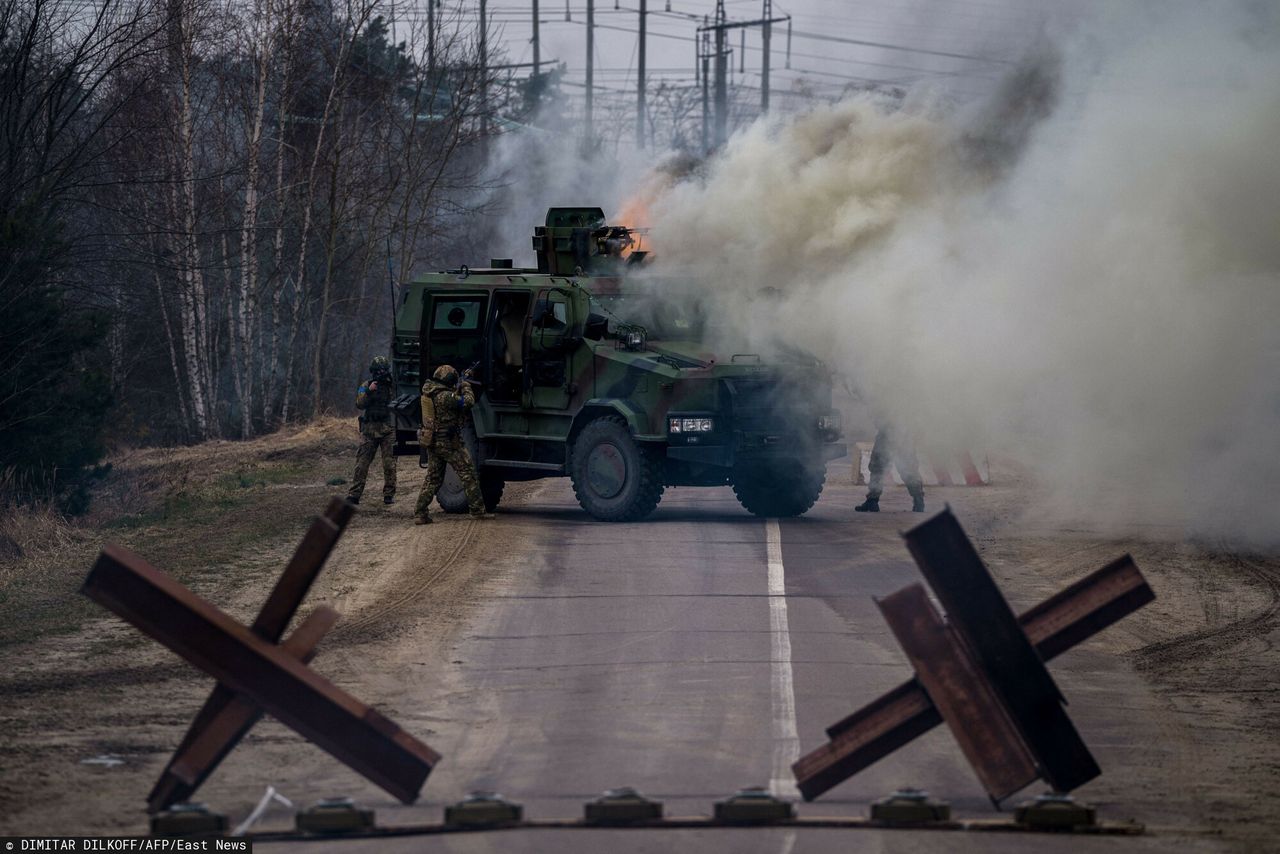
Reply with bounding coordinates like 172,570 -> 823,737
387,236 -> 398,359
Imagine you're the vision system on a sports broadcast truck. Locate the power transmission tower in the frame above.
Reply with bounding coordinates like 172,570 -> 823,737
697,1 -> 789,146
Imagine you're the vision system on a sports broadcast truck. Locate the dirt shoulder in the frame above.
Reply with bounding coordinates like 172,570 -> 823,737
0,417 -> 530,835
957,458 -> 1280,850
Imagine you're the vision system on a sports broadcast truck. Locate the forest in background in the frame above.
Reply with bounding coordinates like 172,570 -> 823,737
0,0 -> 570,510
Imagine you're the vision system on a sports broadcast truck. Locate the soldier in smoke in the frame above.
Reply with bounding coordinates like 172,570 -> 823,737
414,364 -> 490,523
856,424 -> 925,513
347,356 -> 397,505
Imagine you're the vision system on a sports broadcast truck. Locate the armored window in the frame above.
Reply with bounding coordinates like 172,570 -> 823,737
546,301 -> 568,328
432,298 -> 482,331
533,295 -> 569,331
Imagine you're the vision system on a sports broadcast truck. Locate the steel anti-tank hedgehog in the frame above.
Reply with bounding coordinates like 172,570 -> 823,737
387,207 -> 846,521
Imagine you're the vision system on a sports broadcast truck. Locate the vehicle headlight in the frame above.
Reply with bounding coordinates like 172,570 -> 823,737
669,417 -> 714,434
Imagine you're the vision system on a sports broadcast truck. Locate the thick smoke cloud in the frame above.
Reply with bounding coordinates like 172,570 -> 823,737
641,0 -> 1280,545
482,128 -> 649,266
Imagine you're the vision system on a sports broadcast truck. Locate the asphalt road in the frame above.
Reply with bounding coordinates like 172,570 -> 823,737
262,468 -> 1231,853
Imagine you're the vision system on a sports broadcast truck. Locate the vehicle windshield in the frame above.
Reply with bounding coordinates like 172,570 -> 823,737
592,293 -> 706,341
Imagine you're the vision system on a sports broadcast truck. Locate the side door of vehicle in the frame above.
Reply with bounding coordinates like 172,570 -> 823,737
524,285 -> 589,410
422,289 -> 489,393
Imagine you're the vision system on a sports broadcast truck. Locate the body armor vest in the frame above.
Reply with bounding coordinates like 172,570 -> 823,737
361,383 -> 392,422
421,381 -> 471,439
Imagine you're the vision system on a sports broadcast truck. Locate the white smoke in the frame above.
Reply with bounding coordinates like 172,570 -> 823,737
643,0 -> 1280,545
480,123 -> 649,266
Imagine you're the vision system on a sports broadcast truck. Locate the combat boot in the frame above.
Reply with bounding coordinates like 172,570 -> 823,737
348,496 -> 361,505
414,513 -> 432,525
383,495 -> 394,505
854,497 -> 880,513
911,494 -> 925,513
471,512 -> 497,520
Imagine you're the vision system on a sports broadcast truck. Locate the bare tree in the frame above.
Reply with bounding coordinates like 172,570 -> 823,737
3,0 -> 505,493
0,0 -> 170,504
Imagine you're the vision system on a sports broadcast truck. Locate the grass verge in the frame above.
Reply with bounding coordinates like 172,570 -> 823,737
0,417 -> 360,647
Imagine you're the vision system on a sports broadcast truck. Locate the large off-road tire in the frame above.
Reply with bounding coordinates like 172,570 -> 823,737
732,459 -> 826,518
438,423 -> 504,513
570,416 -> 664,522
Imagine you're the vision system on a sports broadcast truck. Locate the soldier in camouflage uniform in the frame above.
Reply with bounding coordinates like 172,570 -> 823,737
347,356 -> 397,505
414,364 -> 489,523
856,425 -> 925,513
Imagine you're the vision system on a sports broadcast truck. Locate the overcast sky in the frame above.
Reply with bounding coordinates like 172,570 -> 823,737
391,0 -> 1054,109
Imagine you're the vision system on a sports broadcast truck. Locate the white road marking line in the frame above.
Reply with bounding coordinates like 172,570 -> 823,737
766,518 -> 802,799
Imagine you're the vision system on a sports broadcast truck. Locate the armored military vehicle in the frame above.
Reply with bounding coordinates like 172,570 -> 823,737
388,207 -> 845,521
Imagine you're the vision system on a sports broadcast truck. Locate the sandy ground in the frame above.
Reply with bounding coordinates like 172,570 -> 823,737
0,424 -> 1276,851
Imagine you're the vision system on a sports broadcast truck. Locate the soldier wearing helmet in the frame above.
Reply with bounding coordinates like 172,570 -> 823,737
346,355 -> 397,505
414,364 -> 489,523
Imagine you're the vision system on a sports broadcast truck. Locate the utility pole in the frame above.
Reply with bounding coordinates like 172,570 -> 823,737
713,0 -> 726,148
479,0 -> 488,135
585,0 -> 594,141
636,0 -> 646,148
700,24 -> 709,154
532,0 -> 540,71
427,0 -> 436,74
760,0 -> 770,113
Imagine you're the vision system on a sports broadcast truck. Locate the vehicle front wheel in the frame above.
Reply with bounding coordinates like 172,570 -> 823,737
437,423 -> 504,513
570,416 -> 664,521
732,459 -> 826,517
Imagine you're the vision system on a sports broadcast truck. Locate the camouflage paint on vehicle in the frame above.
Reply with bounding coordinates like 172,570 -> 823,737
388,207 -> 845,520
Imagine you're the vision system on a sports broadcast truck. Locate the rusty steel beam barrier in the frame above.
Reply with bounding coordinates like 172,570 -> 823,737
81,497 -> 442,809
794,511 -> 1154,802
148,497 -> 355,811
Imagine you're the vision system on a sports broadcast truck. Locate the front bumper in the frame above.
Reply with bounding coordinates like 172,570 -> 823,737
667,441 -> 846,468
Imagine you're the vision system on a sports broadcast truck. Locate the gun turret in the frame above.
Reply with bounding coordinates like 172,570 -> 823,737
531,208 -> 646,275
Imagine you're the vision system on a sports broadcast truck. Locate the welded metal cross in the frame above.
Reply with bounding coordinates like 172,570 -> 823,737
80,497 -> 441,812
793,508 -> 1155,804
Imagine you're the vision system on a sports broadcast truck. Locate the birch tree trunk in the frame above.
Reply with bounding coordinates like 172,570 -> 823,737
169,0 -> 213,438
155,271 -> 192,434
167,161 -> 209,438
233,0 -> 272,437
261,0 -> 295,427
310,133 -> 343,419
278,2 -> 369,421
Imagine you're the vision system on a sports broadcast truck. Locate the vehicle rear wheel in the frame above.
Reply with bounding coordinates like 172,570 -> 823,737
438,423 -> 504,513
732,459 -> 826,517
570,416 -> 664,521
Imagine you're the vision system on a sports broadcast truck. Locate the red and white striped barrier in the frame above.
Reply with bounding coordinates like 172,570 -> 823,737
854,441 -> 990,486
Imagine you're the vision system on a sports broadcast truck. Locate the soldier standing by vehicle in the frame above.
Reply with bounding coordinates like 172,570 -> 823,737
855,424 -> 925,513
414,364 -> 489,524
347,356 -> 397,505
